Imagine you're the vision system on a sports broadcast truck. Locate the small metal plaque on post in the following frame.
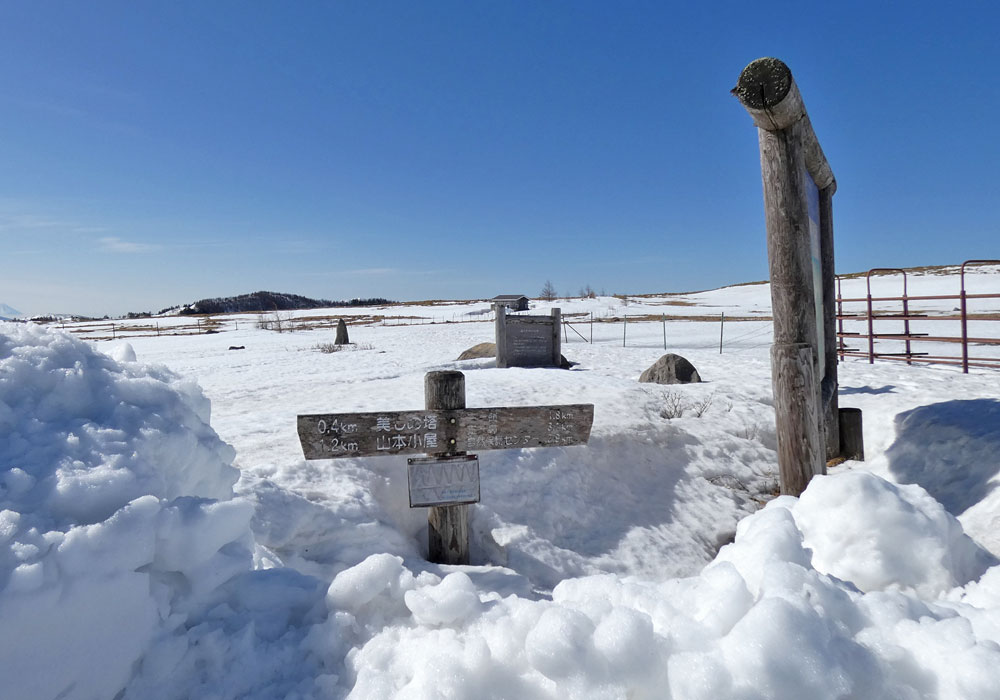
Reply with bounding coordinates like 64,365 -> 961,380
407,454 -> 481,508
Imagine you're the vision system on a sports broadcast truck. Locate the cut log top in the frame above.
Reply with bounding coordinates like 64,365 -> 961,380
732,57 -> 794,113
732,57 -> 836,192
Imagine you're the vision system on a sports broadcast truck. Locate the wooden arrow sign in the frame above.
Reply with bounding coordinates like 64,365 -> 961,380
298,404 -> 594,460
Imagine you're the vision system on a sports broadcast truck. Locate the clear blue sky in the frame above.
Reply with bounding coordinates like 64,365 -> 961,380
2,1 -> 997,317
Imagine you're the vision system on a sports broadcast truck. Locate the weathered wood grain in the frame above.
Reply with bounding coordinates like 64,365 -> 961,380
425,370 -> 468,565
736,56 -> 835,492
495,305 -> 508,368
733,57 -> 835,191
772,343 -> 825,495
298,404 -> 595,460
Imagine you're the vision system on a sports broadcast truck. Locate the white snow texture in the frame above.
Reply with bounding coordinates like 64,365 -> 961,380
3,286 -> 1000,700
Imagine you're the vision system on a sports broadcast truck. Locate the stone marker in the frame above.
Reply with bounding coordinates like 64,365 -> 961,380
335,319 -> 350,345
639,353 -> 702,384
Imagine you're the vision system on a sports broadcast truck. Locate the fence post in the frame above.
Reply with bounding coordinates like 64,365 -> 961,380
662,314 -> 667,350
866,278 -> 875,364
424,371 -> 470,565
836,277 -> 844,359
622,315 -> 627,347
590,312 -> 594,344
961,268 -> 969,374
719,313 -> 725,354
551,308 -> 562,366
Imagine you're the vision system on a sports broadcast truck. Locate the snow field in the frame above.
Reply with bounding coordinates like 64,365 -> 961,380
2,269 -> 1000,700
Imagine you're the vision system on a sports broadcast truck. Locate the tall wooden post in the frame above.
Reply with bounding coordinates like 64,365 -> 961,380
494,305 -> 508,368
734,57 -> 839,495
551,307 -> 562,366
424,370 -> 470,565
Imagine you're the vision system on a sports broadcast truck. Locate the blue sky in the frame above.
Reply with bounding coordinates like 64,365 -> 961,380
2,1 -> 997,317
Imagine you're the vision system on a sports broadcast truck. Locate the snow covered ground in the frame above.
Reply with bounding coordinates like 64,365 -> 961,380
2,268 -> 1000,699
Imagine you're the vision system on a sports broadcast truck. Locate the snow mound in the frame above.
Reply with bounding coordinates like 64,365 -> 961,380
793,471 -> 996,597
339,475 -> 1000,699
0,323 -> 252,700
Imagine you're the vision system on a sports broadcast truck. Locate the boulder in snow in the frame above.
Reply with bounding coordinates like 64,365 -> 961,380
457,342 -> 496,360
639,353 -> 702,384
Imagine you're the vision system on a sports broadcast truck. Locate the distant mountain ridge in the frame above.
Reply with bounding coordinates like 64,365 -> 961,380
0,303 -> 23,320
172,291 -> 393,315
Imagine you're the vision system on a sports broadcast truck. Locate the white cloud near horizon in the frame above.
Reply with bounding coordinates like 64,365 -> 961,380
99,236 -> 161,253
346,267 -> 397,275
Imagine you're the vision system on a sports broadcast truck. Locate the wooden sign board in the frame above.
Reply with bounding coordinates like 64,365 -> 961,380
298,404 -> 594,460
407,454 -> 480,507
804,168 -> 826,379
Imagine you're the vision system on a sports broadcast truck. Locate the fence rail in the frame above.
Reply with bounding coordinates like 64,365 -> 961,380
836,260 -> 1000,373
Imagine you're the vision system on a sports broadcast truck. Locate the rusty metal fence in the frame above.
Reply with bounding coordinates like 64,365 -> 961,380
836,260 -> 1000,373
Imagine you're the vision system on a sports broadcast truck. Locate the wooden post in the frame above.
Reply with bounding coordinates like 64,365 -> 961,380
772,343 -> 821,493
424,371 -> 470,565
551,308 -> 562,366
734,57 -> 832,494
494,305 -> 508,368
820,187 -> 840,458
623,314 -> 627,347
838,407 -> 864,461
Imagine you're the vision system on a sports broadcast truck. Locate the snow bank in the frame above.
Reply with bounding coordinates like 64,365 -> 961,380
0,323 -> 252,700
337,472 -> 1000,699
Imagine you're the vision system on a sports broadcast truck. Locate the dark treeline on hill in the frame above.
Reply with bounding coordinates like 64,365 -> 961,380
172,291 -> 394,315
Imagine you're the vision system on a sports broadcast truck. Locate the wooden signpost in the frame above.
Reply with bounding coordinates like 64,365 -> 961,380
733,57 -> 842,496
298,370 -> 593,564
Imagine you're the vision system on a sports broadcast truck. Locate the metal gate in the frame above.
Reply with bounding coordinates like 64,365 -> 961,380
836,260 -> 1000,373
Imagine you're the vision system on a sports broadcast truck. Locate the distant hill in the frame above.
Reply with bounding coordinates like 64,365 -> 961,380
171,291 -> 394,316
0,303 -> 23,320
